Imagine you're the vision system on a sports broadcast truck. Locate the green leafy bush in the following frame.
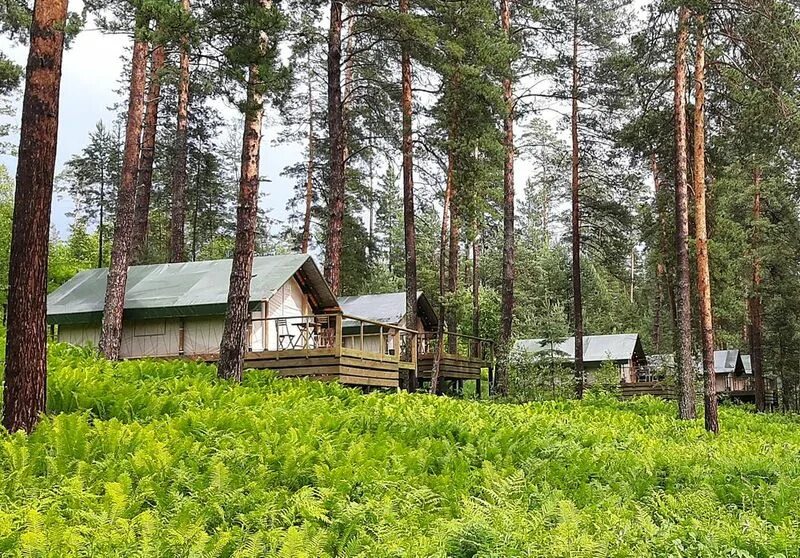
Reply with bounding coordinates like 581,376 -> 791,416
2,345 -> 800,556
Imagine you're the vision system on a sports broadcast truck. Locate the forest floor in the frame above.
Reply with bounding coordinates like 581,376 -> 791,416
1,344 -> 800,557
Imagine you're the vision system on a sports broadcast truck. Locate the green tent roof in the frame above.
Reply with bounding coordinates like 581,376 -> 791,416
514,334 -> 646,364
47,254 -> 337,325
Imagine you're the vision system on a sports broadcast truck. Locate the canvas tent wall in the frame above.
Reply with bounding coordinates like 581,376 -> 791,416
48,255 -> 338,359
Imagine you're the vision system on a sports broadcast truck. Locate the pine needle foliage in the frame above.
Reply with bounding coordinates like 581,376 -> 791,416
2,345 -> 800,555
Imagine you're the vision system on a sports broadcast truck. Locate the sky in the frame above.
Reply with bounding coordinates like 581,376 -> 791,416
0,14 -> 540,242
0,26 -> 306,238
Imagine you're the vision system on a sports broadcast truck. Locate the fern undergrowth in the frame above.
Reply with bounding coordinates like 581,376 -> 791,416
1,344 -> 800,557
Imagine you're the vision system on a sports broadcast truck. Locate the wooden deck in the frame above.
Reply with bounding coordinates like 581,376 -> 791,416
415,331 -> 494,395
620,381 -> 675,399
416,354 -> 486,380
180,315 -> 496,393
620,381 -> 778,406
244,347 -> 401,388
187,313 -> 419,390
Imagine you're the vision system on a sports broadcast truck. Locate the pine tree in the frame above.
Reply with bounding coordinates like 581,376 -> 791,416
672,4 -> 696,419
99,15 -> 150,361
169,0 -> 191,263
59,121 -> 122,268
215,0 -> 287,381
132,42 -> 166,264
2,0 -> 69,433
692,12 -> 718,432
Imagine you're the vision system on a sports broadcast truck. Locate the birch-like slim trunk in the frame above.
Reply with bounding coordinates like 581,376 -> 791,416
400,0 -> 418,391
430,145 -> 454,395
301,52 -> 314,254
496,0 -> 515,397
570,1 -> 584,399
749,168 -> 767,411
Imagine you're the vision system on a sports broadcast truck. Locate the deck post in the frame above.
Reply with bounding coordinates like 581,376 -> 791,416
334,314 -> 343,357
178,318 -> 185,355
476,377 -> 481,399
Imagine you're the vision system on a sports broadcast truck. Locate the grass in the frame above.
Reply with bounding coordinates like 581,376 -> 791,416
1,344 -> 800,556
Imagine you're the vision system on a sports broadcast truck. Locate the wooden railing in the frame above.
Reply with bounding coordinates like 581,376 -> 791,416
248,313 -> 340,353
247,313 -> 417,366
341,314 -> 418,366
417,330 -> 494,362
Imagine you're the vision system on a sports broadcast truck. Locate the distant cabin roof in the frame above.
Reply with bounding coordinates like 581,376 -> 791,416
514,334 -> 645,363
714,349 -> 745,375
645,350 -> 746,375
742,354 -> 752,374
338,291 -> 437,329
47,254 -> 337,325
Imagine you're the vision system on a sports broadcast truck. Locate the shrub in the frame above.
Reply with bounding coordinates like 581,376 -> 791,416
1,345 -> 800,556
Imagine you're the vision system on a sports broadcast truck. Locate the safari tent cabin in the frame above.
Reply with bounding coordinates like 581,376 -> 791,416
713,349 -> 746,393
338,291 -> 494,393
514,333 -> 647,383
724,353 -> 777,405
338,291 -> 437,351
47,255 -> 410,388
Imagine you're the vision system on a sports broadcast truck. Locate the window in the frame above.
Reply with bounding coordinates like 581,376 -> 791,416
134,320 -> 167,337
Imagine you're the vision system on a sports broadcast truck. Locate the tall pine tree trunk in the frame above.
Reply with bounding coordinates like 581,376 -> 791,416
472,233 -> 480,343
400,0 -> 418,391
447,200 -> 459,354
430,144 -> 454,395
217,1 -> 270,382
301,53 -> 314,254
324,0 -> 345,296
2,0 -> 68,434
673,5 -> 696,419
496,0 -> 514,396
570,2 -> 584,399
133,43 -> 166,264
99,26 -> 149,361
749,168 -> 766,411
693,15 -> 718,432
169,0 -> 191,263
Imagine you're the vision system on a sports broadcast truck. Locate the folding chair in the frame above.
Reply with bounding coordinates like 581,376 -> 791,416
275,318 -> 295,349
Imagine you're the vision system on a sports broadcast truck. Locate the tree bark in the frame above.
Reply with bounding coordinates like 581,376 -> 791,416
132,43 -> 166,264
472,234 -> 480,342
693,15 -> 718,433
495,0 -> 514,397
99,28 -> 149,361
673,5 -> 696,419
301,51 -> 314,254
169,0 -> 191,263
324,0 -> 345,295
749,167 -> 766,411
430,145 -> 454,395
570,1 -> 584,399
2,0 -> 68,434
447,199 -> 459,354
217,1 -> 270,382
400,0 -> 418,392
650,155 -> 677,340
